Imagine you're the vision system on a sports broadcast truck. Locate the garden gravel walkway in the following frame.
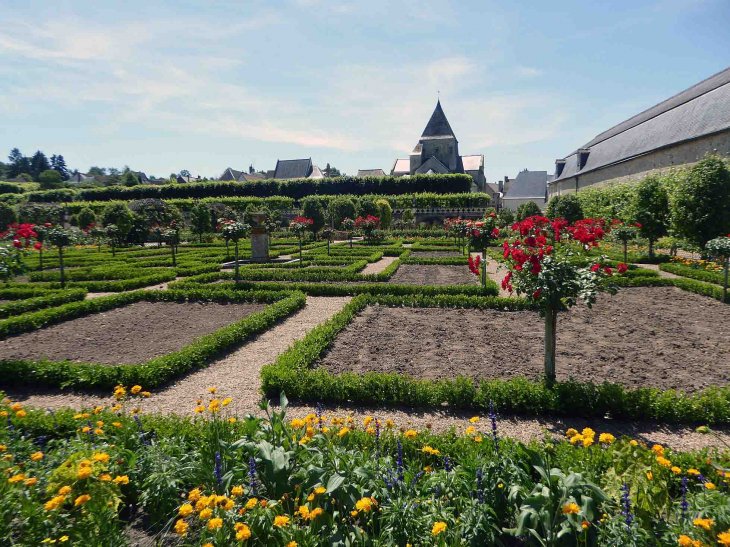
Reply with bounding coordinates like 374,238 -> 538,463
470,251 -> 511,297
360,256 -> 397,275
636,263 -> 682,280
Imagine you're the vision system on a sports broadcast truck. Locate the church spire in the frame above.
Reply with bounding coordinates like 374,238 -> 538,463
421,99 -> 456,139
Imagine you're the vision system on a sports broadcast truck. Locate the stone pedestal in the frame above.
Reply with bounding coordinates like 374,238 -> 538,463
250,229 -> 269,262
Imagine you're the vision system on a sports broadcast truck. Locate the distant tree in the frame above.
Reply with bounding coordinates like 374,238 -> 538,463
29,151 -> 51,181
324,163 -> 343,177
0,161 -> 6,180
190,202 -> 211,243
108,167 -> 121,176
50,154 -> 69,180
0,202 -> 17,230
88,166 -> 107,176
17,173 -> 33,182
77,207 -> 96,230
516,201 -> 542,221
401,208 -> 415,224
633,176 -> 670,258
327,196 -> 356,228
301,196 -> 326,238
122,165 -> 131,174
356,195 -> 379,218
375,199 -> 393,229
179,169 -> 191,177
122,171 -> 139,187
546,194 -> 583,223
38,169 -> 63,189
102,202 -> 134,237
7,148 -> 31,179
672,156 -> 730,249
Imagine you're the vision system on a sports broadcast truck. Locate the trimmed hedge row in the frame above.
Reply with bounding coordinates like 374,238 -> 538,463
13,269 -> 178,292
0,288 -> 306,389
660,263 -> 725,285
615,275 -> 728,302
0,289 -> 88,319
260,293 -> 730,424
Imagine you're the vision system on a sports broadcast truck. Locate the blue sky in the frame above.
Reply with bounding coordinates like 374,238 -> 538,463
1,0 -> 728,182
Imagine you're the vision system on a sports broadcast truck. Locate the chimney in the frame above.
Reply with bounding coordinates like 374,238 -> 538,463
577,149 -> 590,170
249,164 -> 254,174
555,159 -> 566,178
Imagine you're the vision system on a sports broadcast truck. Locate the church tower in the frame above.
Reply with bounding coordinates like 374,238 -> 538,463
409,100 -> 462,175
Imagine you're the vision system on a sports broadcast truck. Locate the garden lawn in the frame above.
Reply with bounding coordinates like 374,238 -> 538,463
317,287 -> 730,393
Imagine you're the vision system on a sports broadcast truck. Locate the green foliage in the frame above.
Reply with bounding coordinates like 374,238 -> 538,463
659,263 -> 726,285
497,208 -> 515,228
101,202 -> 134,236
38,169 -> 63,190
300,196 -> 326,235
0,289 -> 87,318
401,208 -> 415,224
190,201 -> 212,243
672,156 -> 730,248
122,171 -> 139,187
546,193 -> 583,223
76,207 -> 96,230
0,289 -> 306,389
516,201 -> 542,221
375,199 -> 393,229
356,195 -> 379,218
327,196 -> 356,228
0,202 -> 17,230
633,176 -> 670,255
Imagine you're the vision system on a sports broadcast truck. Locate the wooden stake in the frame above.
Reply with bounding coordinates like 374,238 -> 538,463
544,306 -> 557,384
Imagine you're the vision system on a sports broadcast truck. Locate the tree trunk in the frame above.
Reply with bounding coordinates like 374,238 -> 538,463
649,240 -> 654,259
38,248 -> 43,271
59,248 -> 65,289
234,242 -> 239,284
299,237 -> 303,268
722,256 -> 730,304
623,241 -> 627,264
327,238 -> 330,256
481,249 -> 487,288
171,243 -> 176,267
349,236 -> 352,249
544,305 -> 558,384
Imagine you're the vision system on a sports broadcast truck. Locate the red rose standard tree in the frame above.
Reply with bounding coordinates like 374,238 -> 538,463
355,215 -> 380,242
706,235 -> 730,303
467,213 -> 500,288
0,223 -> 39,284
498,216 -> 626,383
217,219 -> 250,283
289,216 -> 313,268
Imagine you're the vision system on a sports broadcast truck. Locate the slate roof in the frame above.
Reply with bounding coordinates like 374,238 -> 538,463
391,159 -> 410,174
240,172 -> 265,181
461,155 -> 483,171
421,100 -> 457,139
309,165 -> 325,179
503,170 -> 548,199
554,66 -> 730,182
273,158 -> 313,180
220,168 -> 243,181
486,183 -> 500,194
357,169 -> 386,177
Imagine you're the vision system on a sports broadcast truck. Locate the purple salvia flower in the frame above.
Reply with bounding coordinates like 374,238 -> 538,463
489,400 -> 499,452
680,476 -> 689,521
248,457 -> 258,495
476,468 -> 484,503
620,482 -> 633,528
316,402 -> 323,429
396,440 -> 404,483
214,451 -> 222,486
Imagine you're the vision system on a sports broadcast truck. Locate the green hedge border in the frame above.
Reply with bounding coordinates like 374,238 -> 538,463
260,293 -> 730,424
0,288 -> 306,389
0,289 -> 87,319
660,263 -> 725,286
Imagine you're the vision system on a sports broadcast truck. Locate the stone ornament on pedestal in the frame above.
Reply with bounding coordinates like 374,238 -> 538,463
250,212 -> 270,263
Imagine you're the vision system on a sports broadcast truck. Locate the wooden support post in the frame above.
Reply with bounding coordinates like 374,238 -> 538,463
544,306 -> 557,384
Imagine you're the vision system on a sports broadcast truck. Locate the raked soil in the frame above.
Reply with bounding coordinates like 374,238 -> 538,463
387,265 -> 479,286
410,250 -> 462,258
318,287 -> 730,393
0,301 -> 265,365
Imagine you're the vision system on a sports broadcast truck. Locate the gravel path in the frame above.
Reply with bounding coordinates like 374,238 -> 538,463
471,252 -> 511,297
636,263 -> 682,280
360,256 -> 398,275
4,297 -> 351,415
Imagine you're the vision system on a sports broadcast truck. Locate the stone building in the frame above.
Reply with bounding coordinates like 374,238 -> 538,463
390,100 -> 486,192
357,169 -> 386,177
272,158 -> 325,180
219,166 -> 265,182
501,169 -> 552,211
549,66 -> 730,199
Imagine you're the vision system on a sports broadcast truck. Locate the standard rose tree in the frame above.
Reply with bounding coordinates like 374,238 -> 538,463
217,220 -> 250,283
46,225 -> 74,288
706,235 -> 730,303
341,218 -> 356,248
355,215 -> 380,242
611,221 -> 640,263
289,216 -> 313,268
467,212 -> 500,287
498,216 -> 626,383
163,220 -> 181,267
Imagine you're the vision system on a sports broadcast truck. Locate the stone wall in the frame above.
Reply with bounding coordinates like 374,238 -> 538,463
548,130 -> 730,199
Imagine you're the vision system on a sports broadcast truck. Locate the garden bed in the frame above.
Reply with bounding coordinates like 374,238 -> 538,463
0,301 -> 265,365
387,265 -> 478,286
410,250 -> 462,258
317,287 -> 730,393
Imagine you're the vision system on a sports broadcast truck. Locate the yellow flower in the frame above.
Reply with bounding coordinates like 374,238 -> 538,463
202,544 -> 213,547
465,426 -> 476,436
24,477 -> 38,486
58,486 -> 72,495
94,429 -> 104,435
678,535 -> 694,546
307,493 -> 315,501
562,503 -> 580,515
356,497 -> 373,513
208,399 -> 220,412
470,416 -> 479,423
598,433 -> 614,444
112,422 -> 123,428
688,468 -> 700,475
131,385 -> 142,394
656,456 -> 671,468
385,419 -> 394,429
59,537 -> 68,543
99,474 -> 112,482
113,475 -> 130,485
364,416 -> 373,426
174,519 -> 188,536
45,495 -> 66,511
498,483 -> 504,488
188,488 -> 201,501
297,505 -> 310,519
651,444 -> 665,457
114,387 -> 126,400
404,430 -> 417,439
246,498 -> 258,509
77,467 -> 92,480
231,485 -> 244,497
274,515 -> 290,527
630,440 -> 638,446
222,398 -> 232,406
365,427 -> 375,435
474,436 -> 483,443
223,498 -> 235,511
718,531 -> 730,546
8,474 -> 25,483
199,508 -> 212,519
671,466 -> 682,475
351,510 -> 359,517
566,428 -> 578,437
74,494 -> 91,506
228,417 -> 237,423
208,387 -> 217,393
30,451 -> 44,461
291,418 -> 305,428
338,427 -> 350,437
286,542 -> 298,547
705,482 -> 716,490
693,517 -> 714,531
647,472 -> 653,481
582,437 -> 594,448
422,446 -> 440,455
194,405 -> 205,413
92,452 -> 110,463
260,500 -> 268,508
570,434 -> 583,445
10,403 -> 22,412
581,520 -> 590,530
424,466 -> 433,473
16,411 -> 26,418
0,445 -> 5,452
432,521 -> 447,536
236,524 -> 252,540
179,504 -> 193,517
581,428 -> 595,438
141,392 -> 151,397
207,517 -> 223,530
314,487 -> 326,495
96,421 -> 104,427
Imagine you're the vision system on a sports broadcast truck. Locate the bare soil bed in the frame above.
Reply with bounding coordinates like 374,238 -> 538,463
411,250 -> 462,258
318,287 -> 730,393
387,265 -> 478,286
0,301 -> 266,365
